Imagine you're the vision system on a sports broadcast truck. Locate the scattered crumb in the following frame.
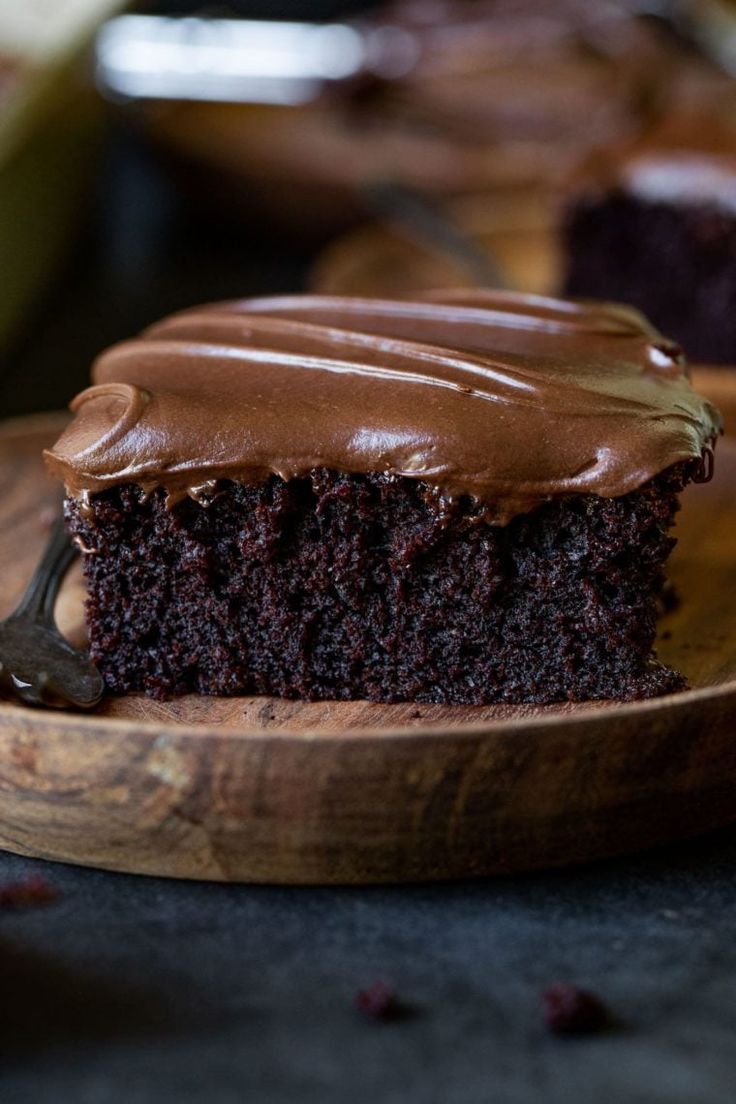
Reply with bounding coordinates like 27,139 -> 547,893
542,983 -> 610,1036
355,981 -> 402,1021
0,874 -> 58,911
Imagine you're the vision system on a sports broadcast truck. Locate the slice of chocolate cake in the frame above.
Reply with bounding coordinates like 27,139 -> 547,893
44,291 -> 720,704
564,130 -> 736,364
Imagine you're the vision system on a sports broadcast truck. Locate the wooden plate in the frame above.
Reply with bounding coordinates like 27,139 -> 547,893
310,190 -> 562,299
1,400 -> 736,884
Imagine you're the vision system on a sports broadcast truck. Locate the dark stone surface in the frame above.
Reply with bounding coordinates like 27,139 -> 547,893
2,829 -> 736,1103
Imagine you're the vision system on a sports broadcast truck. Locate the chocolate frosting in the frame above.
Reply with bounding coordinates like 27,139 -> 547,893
44,290 -> 721,525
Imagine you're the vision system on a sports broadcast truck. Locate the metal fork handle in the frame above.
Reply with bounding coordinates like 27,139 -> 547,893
14,517 -> 77,624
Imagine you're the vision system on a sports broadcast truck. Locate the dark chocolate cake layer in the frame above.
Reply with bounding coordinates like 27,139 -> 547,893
66,464 -> 691,703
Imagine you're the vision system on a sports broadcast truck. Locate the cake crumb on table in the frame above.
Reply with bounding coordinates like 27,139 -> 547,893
541,982 -> 610,1036
0,873 -> 58,910
354,981 -> 403,1022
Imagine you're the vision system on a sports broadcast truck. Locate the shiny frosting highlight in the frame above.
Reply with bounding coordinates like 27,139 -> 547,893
45,290 -> 721,524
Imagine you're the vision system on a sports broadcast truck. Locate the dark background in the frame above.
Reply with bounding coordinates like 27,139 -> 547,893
4,4 -> 736,1102
0,0 -> 378,420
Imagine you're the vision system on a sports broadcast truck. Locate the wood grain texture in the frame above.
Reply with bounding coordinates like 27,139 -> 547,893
0,403 -> 735,883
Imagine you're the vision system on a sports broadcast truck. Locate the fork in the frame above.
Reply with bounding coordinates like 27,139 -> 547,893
0,517 -> 104,710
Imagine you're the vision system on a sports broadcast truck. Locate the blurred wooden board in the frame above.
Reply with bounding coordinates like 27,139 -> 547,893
0,408 -> 735,883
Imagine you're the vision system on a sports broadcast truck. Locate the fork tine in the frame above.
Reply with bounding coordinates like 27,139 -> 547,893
15,684 -> 46,708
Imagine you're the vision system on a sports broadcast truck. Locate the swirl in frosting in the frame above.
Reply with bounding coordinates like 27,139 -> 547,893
44,290 -> 721,524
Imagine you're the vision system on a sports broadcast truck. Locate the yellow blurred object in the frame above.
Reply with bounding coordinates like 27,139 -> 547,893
0,0 -> 127,357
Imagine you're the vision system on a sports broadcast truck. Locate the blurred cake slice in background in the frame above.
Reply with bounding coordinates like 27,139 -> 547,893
312,4 -> 736,372
563,69 -> 736,364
